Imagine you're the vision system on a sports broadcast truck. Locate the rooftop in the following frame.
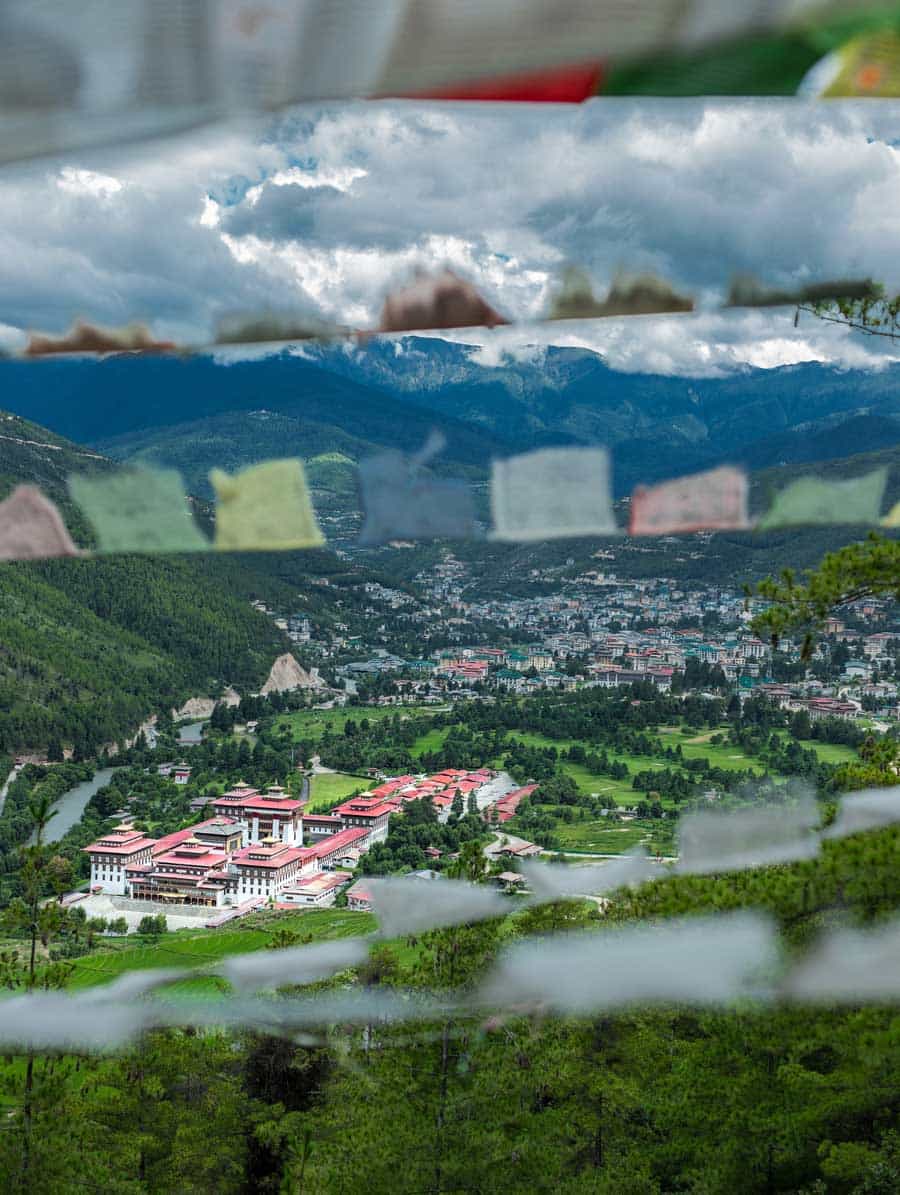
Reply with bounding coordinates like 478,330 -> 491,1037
232,842 -> 306,869
307,827 -> 370,858
82,826 -> 156,856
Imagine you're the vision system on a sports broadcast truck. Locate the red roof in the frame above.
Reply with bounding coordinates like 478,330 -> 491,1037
153,845 -> 229,869
151,825 -> 202,856
334,797 -> 394,819
150,815 -> 239,857
280,872 -> 347,899
369,778 -> 408,797
308,827 -> 369,859
215,795 -> 303,813
82,828 -> 156,857
303,813 -> 343,825
493,784 -> 537,823
232,843 -> 306,870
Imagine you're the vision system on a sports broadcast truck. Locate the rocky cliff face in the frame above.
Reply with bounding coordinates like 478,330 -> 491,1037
172,686 -> 242,720
173,696 -> 217,720
260,653 -> 322,694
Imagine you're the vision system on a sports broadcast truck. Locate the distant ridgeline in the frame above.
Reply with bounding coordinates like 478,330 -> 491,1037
3,346 -> 900,584
4,339 -> 900,749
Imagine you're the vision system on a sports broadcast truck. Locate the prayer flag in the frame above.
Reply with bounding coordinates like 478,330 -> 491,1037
378,270 -> 507,333
491,446 -> 617,541
210,459 -> 323,551
26,320 -> 175,357
549,266 -> 693,321
69,467 -> 208,554
758,467 -> 887,530
358,444 -> 475,546
629,466 -> 749,535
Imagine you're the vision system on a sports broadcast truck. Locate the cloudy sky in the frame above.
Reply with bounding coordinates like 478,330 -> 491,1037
1,97 -> 899,375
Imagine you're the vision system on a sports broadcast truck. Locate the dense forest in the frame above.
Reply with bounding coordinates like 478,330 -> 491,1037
3,812 -> 900,1192
0,555 -> 288,754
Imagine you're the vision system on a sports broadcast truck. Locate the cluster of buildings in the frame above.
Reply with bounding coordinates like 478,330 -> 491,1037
306,768 -> 497,829
314,564 -> 900,719
486,784 -> 537,824
83,768 -> 501,912
755,683 -> 867,721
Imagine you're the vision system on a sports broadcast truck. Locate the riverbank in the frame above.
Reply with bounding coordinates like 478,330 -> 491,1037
30,767 -> 117,845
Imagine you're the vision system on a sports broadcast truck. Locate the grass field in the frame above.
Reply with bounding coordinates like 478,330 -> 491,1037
66,909 -> 376,991
768,731 -> 858,765
491,730 -> 693,805
551,819 -> 658,853
277,705 -> 438,743
306,771 -> 372,812
652,731 -> 762,774
805,741 -> 858,764
411,726 -> 450,756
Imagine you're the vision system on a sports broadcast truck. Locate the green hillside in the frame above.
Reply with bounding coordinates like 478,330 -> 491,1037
0,415 -> 298,754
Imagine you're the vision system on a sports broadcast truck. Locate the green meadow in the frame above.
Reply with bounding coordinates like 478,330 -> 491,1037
306,770 -> 373,811
277,704 -> 437,742
66,909 -> 376,991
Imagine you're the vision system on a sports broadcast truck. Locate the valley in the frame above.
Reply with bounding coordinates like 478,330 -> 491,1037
1,339 -> 899,1194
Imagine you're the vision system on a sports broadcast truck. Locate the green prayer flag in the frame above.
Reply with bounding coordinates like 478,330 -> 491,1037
758,468 -> 888,531
69,467 -> 209,554
210,459 -> 324,551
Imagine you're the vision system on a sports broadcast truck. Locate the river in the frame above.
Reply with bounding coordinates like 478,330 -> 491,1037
32,767 -> 117,845
178,722 -> 206,746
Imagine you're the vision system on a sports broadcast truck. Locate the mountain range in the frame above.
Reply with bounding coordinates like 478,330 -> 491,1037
0,338 -> 898,751
4,340 -> 900,507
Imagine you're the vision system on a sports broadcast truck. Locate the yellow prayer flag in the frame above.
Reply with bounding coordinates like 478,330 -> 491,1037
210,459 -> 324,552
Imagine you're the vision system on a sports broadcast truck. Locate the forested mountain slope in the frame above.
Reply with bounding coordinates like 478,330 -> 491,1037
0,415 -> 294,755
5,343 -> 900,504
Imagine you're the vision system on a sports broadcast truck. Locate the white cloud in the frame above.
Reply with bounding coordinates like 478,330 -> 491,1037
0,99 -> 898,375
56,165 -> 123,199
431,306 -> 900,378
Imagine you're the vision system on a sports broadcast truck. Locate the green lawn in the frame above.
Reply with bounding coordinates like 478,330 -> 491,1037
306,771 -> 372,812
653,734 -> 763,774
66,909 -> 376,990
493,731 -> 676,804
277,705 -> 436,743
769,732 -> 858,765
411,726 -> 450,756
806,741 -> 858,764
482,723 -> 791,810
552,820 -> 658,853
